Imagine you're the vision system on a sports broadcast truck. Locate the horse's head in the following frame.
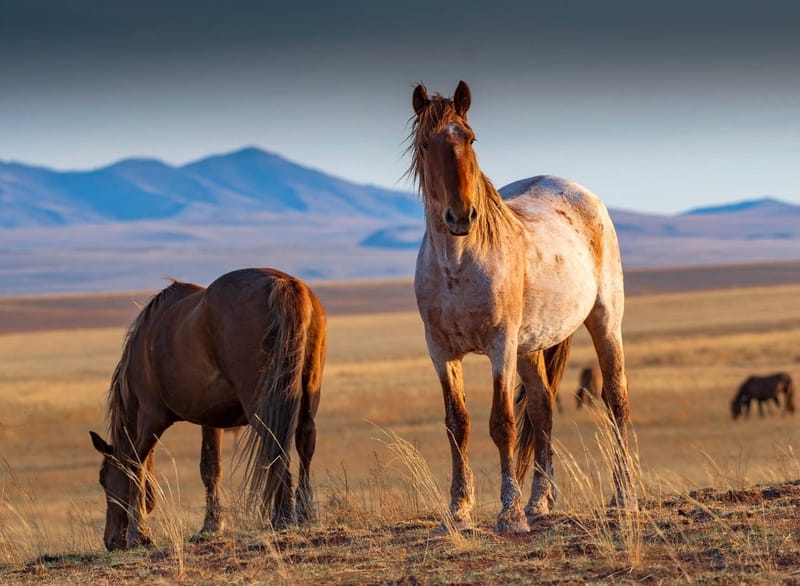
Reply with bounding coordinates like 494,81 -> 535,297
89,431 -> 129,550
730,396 -> 743,420
410,81 -> 482,237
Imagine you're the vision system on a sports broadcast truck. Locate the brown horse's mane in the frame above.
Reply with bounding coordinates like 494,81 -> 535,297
107,280 -> 201,452
406,93 -> 517,251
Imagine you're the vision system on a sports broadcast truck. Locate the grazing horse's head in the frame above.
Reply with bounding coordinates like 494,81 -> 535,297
410,81 -> 482,237
730,396 -> 743,419
90,431 -> 156,550
89,431 -> 129,550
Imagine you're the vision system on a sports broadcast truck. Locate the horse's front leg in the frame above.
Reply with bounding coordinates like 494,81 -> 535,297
199,426 -> 224,535
430,351 -> 474,530
126,424 -> 166,548
489,341 -> 528,533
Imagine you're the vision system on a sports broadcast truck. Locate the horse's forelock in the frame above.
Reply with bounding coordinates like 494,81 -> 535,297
405,95 -> 460,190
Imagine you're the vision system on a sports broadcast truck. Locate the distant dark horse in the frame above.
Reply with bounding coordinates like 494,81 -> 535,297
90,268 -> 327,550
575,365 -> 602,409
731,373 -> 796,419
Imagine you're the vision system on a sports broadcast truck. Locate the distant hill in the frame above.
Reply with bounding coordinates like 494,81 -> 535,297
682,197 -> 798,216
0,147 -> 421,227
0,151 -> 799,296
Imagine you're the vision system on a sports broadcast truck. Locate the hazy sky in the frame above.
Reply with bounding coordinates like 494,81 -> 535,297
1,1 -> 798,213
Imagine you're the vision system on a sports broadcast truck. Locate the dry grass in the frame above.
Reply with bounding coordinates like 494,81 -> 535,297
1,277 -> 800,583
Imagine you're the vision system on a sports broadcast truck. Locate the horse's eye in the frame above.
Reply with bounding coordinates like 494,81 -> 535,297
470,138 -> 476,145
421,142 -> 429,151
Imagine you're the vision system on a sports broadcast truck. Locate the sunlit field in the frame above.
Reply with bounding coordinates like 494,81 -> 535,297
1,277 -> 799,582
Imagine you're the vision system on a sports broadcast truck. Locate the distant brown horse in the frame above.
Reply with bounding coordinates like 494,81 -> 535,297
409,81 -> 634,534
89,268 -> 327,550
731,373 -> 796,419
575,365 -> 603,409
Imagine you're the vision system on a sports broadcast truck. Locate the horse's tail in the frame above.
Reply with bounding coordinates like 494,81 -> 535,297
514,336 -> 573,483
240,276 -> 315,522
783,375 -> 796,414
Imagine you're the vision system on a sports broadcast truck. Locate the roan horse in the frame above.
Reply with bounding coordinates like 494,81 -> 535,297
89,268 -> 327,550
409,81 -> 634,533
731,372 -> 796,419
575,365 -> 603,409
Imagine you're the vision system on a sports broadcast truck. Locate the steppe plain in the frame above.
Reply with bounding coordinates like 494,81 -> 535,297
1,261 -> 800,584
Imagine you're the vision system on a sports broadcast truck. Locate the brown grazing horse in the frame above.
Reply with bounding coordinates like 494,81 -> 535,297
575,365 -> 603,409
409,81 -> 634,533
731,372 -> 796,419
89,268 -> 327,550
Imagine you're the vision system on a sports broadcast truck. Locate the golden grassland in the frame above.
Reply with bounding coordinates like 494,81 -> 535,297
1,279 -> 800,583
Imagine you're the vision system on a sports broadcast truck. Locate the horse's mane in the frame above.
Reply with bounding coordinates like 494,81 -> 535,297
406,93 -> 516,251
107,280 -> 201,451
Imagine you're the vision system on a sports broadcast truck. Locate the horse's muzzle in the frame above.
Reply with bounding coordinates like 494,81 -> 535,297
444,206 -> 478,236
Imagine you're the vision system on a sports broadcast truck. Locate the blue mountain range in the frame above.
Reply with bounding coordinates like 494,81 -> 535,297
0,147 -> 421,228
1,147 -> 799,296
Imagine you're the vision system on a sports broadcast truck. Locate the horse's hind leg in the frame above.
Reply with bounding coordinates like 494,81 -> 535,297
584,306 -> 636,510
295,395 -> 318,524
199,425 -> 224,534
517,352 -> 557,521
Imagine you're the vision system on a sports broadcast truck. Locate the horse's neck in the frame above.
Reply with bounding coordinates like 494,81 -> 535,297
424,178 -> 519,269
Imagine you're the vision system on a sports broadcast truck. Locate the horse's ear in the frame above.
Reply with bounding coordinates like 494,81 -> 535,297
412,83 -> 429,115
453,80 -> 471,117
90,430 -> 112,455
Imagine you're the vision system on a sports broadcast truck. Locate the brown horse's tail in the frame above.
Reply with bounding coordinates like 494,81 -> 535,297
784,375 -> 796,414
514,336 -> 573,483
239,276 -> 315,524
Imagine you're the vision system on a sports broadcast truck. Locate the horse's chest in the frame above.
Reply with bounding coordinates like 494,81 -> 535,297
418,275 -> 504,354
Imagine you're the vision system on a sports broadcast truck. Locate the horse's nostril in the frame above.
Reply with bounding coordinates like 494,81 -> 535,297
445,209 -> 456,224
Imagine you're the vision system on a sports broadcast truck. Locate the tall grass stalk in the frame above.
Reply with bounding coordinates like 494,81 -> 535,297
0,459 -> 50,566
373,425 -> 468,546
552,409 -> 644,568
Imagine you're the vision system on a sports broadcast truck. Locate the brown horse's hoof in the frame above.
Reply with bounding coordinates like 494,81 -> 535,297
199,517 -> 225,535
608,493 -> 639,512
189,532 -> 213,543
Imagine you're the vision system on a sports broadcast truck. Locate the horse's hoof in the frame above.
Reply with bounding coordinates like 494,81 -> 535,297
525,501 -> 551,526
189,530 -> 217,543
608,493 -> 638,512
494,516 -> 529,534
199,518 -> 225,535
432,512 -> 474,535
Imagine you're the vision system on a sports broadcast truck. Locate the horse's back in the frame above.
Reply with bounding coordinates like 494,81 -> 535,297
204,267 -> 319,343
500,175 -> 602,211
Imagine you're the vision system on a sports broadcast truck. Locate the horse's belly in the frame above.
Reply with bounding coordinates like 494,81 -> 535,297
161,366 -> 244,426
517,284 -> 596,352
